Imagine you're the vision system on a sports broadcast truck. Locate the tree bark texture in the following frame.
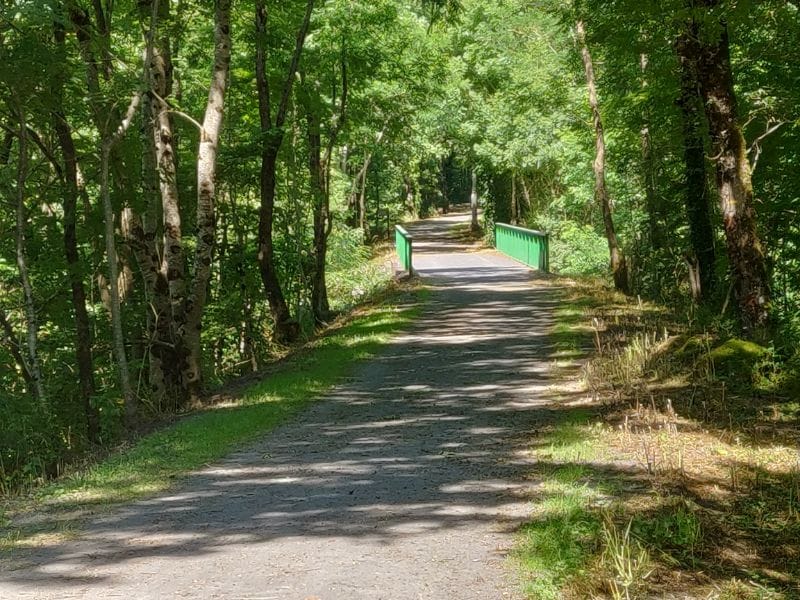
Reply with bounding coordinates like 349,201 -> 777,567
689,2 -> 770,331
183,0 -> 232,401
132,0 -> 185,410
577,20 -> 629,294
675,26 -> 716,302
147,18 -> 186,337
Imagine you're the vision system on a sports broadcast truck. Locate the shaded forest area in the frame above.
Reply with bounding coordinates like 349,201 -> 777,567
1,0 -> 798,498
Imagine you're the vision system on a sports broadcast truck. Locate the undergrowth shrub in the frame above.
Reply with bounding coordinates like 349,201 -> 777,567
327,226 -> 393,311
548,221 -> 610,277
0,404 -> 63,495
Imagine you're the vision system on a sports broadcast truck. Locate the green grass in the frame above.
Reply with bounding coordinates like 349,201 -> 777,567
514,288 -> 611,599
515,408 -> 607,599
1,289 -> 425,547
516,483 -> 603,600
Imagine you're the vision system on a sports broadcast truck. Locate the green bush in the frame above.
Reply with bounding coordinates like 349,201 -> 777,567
549,221 -> 610,277
327,226 -> 393,311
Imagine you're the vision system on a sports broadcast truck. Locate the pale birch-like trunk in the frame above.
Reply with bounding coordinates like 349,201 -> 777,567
101,94 -> 141,425
150,41 -> 186,334
101,143 -> 136,424
577,20 -> 629,294
470,169 -> 479,232
183,0 -> 232,402
511,172 -> 517,225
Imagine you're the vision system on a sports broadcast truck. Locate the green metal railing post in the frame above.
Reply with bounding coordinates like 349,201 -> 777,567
493,222 -> 550,272
395,225 -> 413,274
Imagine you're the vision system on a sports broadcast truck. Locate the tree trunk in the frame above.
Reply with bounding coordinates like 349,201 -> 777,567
305,109 -> 331,323
690,2 -> 770,332
577,20 -> 629,294
675,26 -> 716,302
70,3 -> 140,421
132,0 -> 186,410
470,169 -> 479,232
307,42 -> 346,325
101,142 -> 137,425
254,0 -> 314,344
358,158 -> 370,234
135,79 -> 176,411
639,53 -> 662,249
511,171 -> 518,225
183,0 -> 231,402
148,25 -> 187,344
52,20 -> 100,440
13,108 -> 47,407
257,148 -> 297,343
53,110 -> 100,441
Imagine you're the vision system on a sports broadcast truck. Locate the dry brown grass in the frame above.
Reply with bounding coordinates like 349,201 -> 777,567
546,278 -> 800,599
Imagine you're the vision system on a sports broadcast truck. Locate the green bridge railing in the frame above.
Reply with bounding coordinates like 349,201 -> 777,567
395,225 -> 413,274
494,222 -> 549,272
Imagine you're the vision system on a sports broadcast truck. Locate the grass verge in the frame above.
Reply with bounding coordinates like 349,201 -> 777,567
515,278 -> 799,599
1,283 -> 426,552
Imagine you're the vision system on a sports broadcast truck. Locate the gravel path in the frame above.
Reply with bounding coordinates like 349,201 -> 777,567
1,212 -> 558,599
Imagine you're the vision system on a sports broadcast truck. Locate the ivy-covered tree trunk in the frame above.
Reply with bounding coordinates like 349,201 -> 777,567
134,90 -> 175,410
577,20 -> 629,294
183,0 -> 232,402
676,25 -> 716,303
130,1 -> 182,410
691,3 -> 770,332
148,23 -> 187,353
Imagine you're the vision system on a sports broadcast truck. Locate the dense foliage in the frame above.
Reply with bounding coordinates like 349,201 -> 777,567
1,0 -> 798,491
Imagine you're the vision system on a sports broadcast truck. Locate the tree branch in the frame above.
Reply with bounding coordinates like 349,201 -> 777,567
275,0 -> 315,130
749,120 -> 786,174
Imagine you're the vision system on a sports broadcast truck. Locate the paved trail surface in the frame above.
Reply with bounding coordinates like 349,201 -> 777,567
1,213 -> 558,599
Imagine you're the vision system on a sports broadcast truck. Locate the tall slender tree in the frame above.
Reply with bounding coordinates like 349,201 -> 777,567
255,0 -> 314,343
576,20 -> 629,294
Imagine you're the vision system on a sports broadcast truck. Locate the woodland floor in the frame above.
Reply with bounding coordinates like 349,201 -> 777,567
0,211 -> 565,599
